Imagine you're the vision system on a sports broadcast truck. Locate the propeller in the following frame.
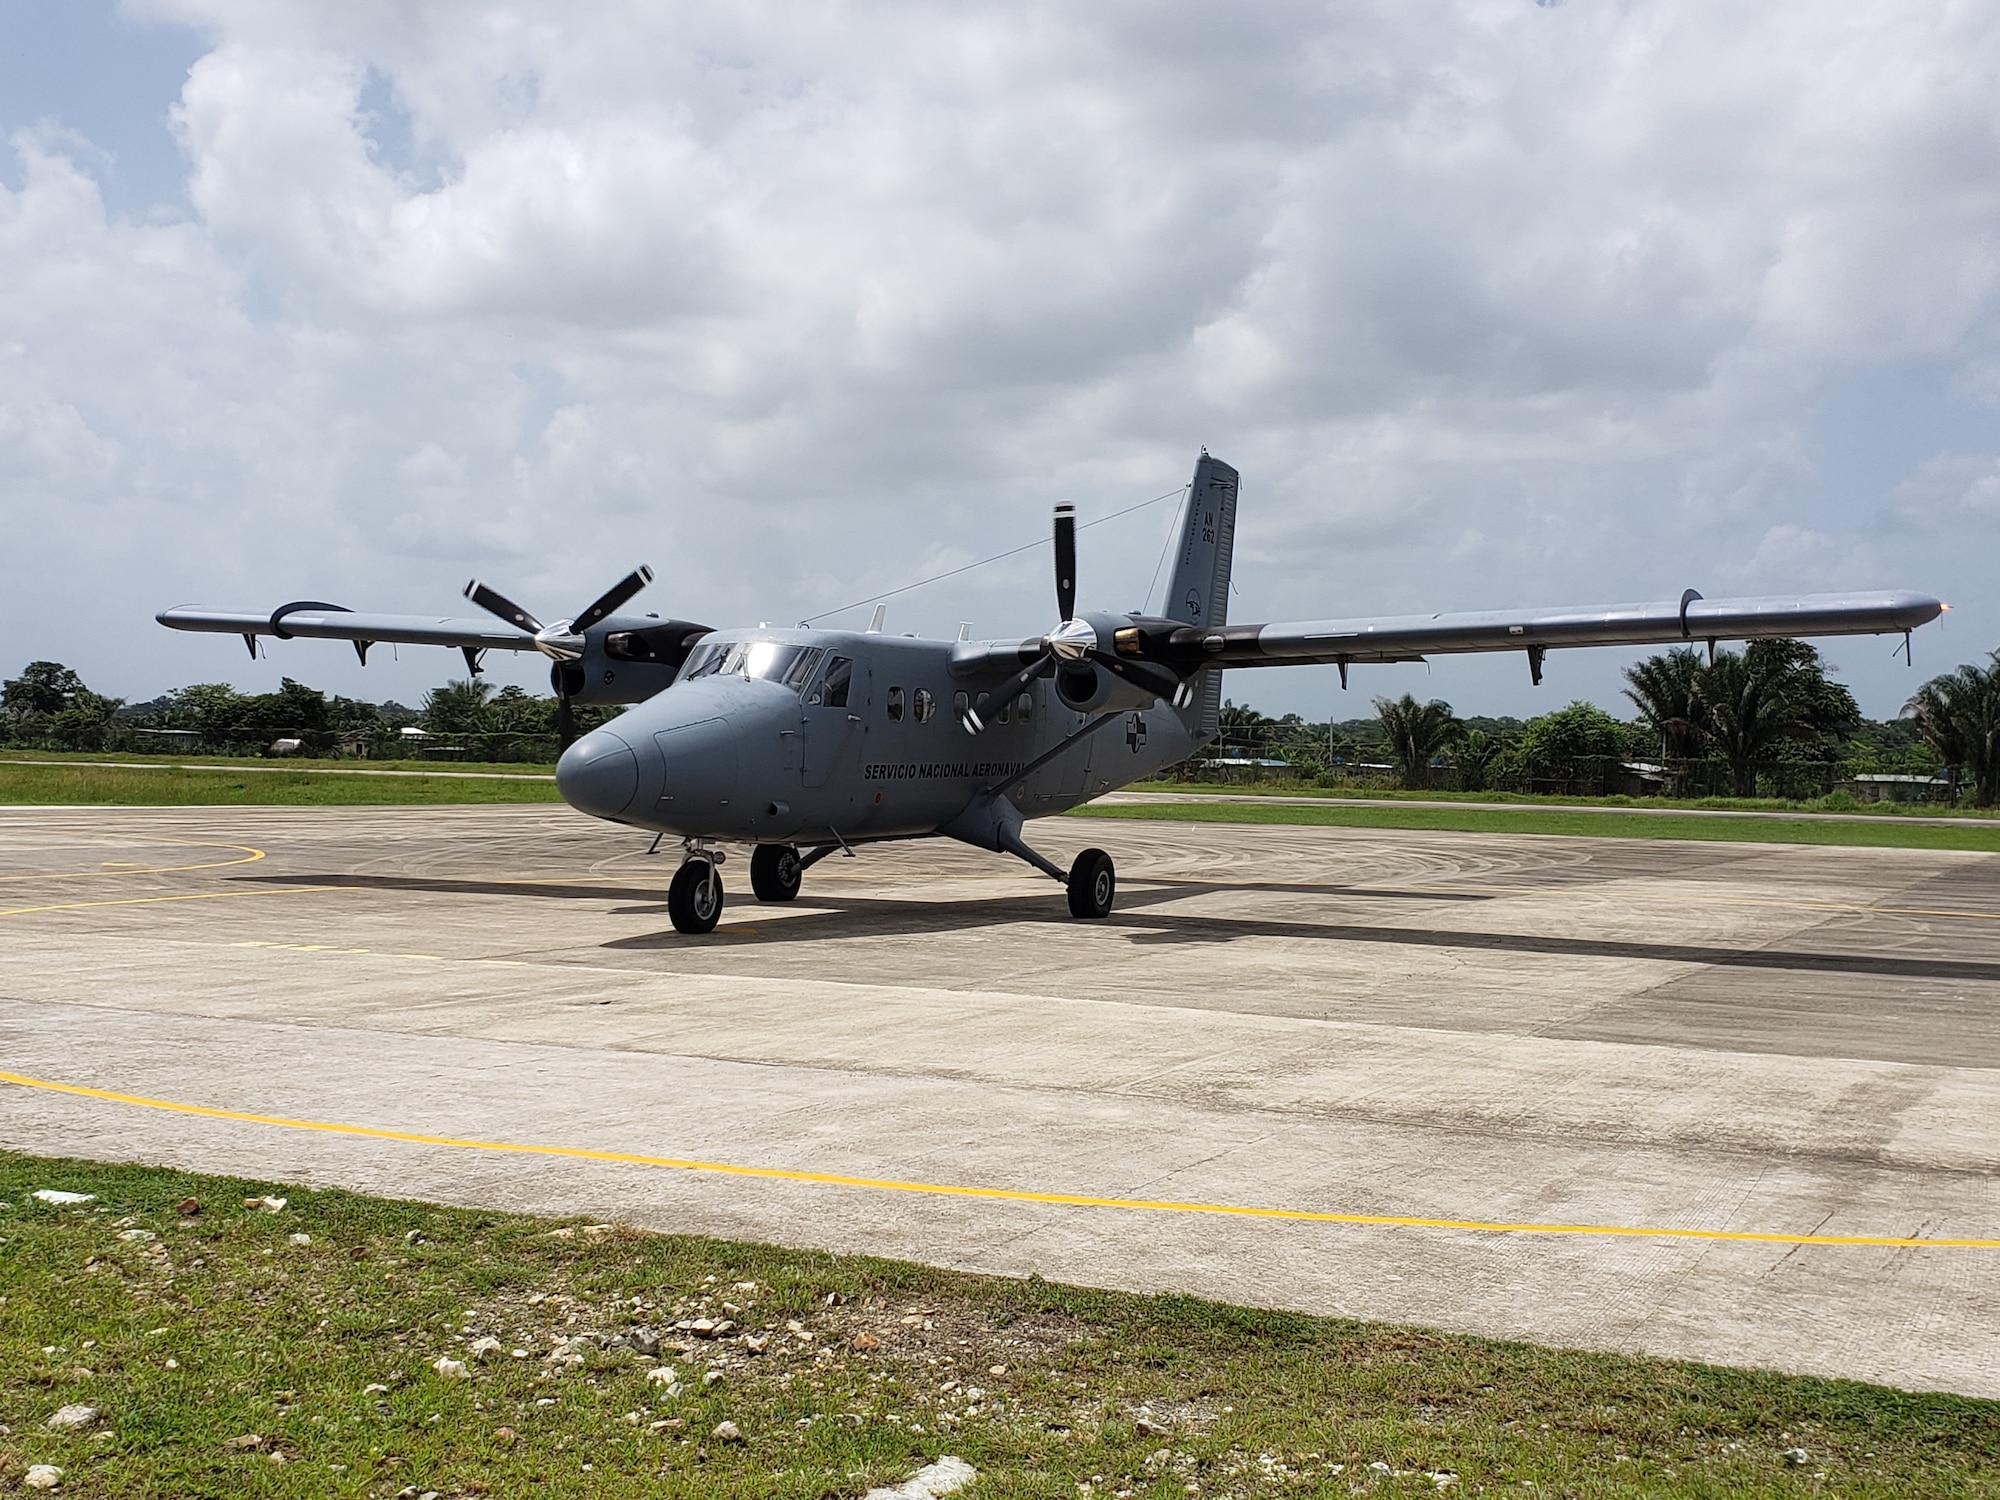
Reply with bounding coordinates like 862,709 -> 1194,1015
960,506 -> 1187,734
462,566 -> 656,748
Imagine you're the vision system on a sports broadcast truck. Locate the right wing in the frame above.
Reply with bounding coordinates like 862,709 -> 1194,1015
156,603 -> 538,656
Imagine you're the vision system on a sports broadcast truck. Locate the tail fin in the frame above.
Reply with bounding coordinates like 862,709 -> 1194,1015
1163,451 -> 1238,743
1164,450 -> 1239,628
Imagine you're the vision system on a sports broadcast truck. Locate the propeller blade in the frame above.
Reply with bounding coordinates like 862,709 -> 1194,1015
963,651 -> 1053,734
571,565 -> 655,633
1053,504 -> 1076,623
464,580 -> 543,634
1083,649 -> 1182,704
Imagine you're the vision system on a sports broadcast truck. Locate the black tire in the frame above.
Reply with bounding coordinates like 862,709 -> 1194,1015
1066,847 -> 1116,919
750,844 -> 803,902
667,859 -> 724,934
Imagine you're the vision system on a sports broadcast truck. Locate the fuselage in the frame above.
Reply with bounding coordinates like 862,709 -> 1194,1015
554,626 -> 1202,845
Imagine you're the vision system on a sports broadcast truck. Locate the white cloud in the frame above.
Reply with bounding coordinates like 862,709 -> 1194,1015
2,0 -> 1998,716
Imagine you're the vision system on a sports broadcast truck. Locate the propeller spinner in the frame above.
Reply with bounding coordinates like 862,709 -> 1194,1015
463,566 -> 656,746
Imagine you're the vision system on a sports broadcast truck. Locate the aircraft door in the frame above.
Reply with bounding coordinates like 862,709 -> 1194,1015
800,653 -> 867,789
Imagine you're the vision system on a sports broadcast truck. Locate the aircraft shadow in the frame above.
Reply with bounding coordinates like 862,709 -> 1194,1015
242,872 -> 2000,985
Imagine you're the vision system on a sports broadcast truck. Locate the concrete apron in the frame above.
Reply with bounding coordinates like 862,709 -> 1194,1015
1,804 -> 1997,1397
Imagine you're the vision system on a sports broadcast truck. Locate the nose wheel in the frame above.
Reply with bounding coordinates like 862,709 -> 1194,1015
667,857 -> 724,934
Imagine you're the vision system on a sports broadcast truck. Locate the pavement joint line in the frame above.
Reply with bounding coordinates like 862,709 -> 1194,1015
1410,882 -> 2000,924
3,1068 -> 1996,1250
0,886 -> 336,918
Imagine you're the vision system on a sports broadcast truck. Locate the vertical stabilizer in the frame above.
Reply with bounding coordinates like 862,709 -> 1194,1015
1163,452 -> 1237,743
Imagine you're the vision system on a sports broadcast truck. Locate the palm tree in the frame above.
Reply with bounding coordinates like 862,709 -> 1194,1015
1373,694 -> 1462,789
1623,648 -> 1705,759
1691,649 -> 1814,797
1451,727 -> 1504,792
422,678 -> 497,738
1904,654 -> 2000,807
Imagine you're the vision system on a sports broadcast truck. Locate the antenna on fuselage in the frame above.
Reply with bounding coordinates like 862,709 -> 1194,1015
867,604 -> 887,633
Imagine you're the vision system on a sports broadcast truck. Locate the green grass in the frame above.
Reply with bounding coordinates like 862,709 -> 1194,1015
1132,780 -> 1999,819
3,1154 -> 1994,1497
0,760 -> 561,807
1074,799 -> 2000,852
0,750 -> 558,776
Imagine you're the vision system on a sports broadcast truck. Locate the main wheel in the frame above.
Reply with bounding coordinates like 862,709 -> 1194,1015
1066,847 -> 1116,919
749,844 -> 803,902
667,858 -> 724,934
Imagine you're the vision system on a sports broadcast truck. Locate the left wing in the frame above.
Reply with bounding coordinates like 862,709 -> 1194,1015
1157,589 -> 1943,674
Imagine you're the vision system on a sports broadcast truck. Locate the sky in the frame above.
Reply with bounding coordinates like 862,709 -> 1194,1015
1,0 -> 1996,723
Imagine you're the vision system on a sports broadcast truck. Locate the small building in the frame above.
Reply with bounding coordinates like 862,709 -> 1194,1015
1839,772 -> 1951,805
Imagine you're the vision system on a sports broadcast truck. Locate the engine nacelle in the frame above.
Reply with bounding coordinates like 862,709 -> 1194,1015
557,617 -> 712,707
1052,611 -> 1176,714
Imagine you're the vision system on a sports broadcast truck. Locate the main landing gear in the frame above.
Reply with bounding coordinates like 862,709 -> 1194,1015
750,843 -> 803,902
994,823 -> 1117,919
1065,847 -> 1116,918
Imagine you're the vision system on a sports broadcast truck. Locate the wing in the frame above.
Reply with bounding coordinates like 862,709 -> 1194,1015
156,603 -> 537,653
1173,590 -> 1943,669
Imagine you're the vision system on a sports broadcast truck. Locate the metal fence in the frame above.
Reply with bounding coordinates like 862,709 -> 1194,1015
5,725 -> 565,764
1160,723 -> 1955,803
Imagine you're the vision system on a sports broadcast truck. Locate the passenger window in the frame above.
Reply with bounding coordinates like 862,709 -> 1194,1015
953,690 -> 969,721
886,685 -> 905,722
1016,692 -> 1032,721
995,698 -> 1010,725
913,687 -> 934,724
819,656 -> 853,709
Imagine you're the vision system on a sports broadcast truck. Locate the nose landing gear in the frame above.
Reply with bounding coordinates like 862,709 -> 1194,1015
667,855 -> 724,934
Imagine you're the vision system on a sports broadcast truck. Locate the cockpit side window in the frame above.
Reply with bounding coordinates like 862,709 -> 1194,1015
781,647 -> 825,692
814,656 -> 853,709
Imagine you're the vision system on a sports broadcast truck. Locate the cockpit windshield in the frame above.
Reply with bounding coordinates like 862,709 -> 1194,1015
679,640 -> 825,692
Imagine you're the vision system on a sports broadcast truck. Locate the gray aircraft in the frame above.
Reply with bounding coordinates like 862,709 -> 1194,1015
160,452 -> 1942,933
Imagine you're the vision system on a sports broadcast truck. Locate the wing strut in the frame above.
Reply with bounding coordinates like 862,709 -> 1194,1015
982,709 -> 1124,801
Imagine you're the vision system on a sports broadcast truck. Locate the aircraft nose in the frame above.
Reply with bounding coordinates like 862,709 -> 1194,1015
556,729 -> 638,819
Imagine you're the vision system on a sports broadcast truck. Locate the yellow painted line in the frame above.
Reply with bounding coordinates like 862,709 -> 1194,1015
0,886 -> 331,919
0,839 -> 267,883
1,1070 -> 1993,1250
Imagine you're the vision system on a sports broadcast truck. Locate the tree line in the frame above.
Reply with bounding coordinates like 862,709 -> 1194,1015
1202,640 -> 2000,806
0,663 -> 614,761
